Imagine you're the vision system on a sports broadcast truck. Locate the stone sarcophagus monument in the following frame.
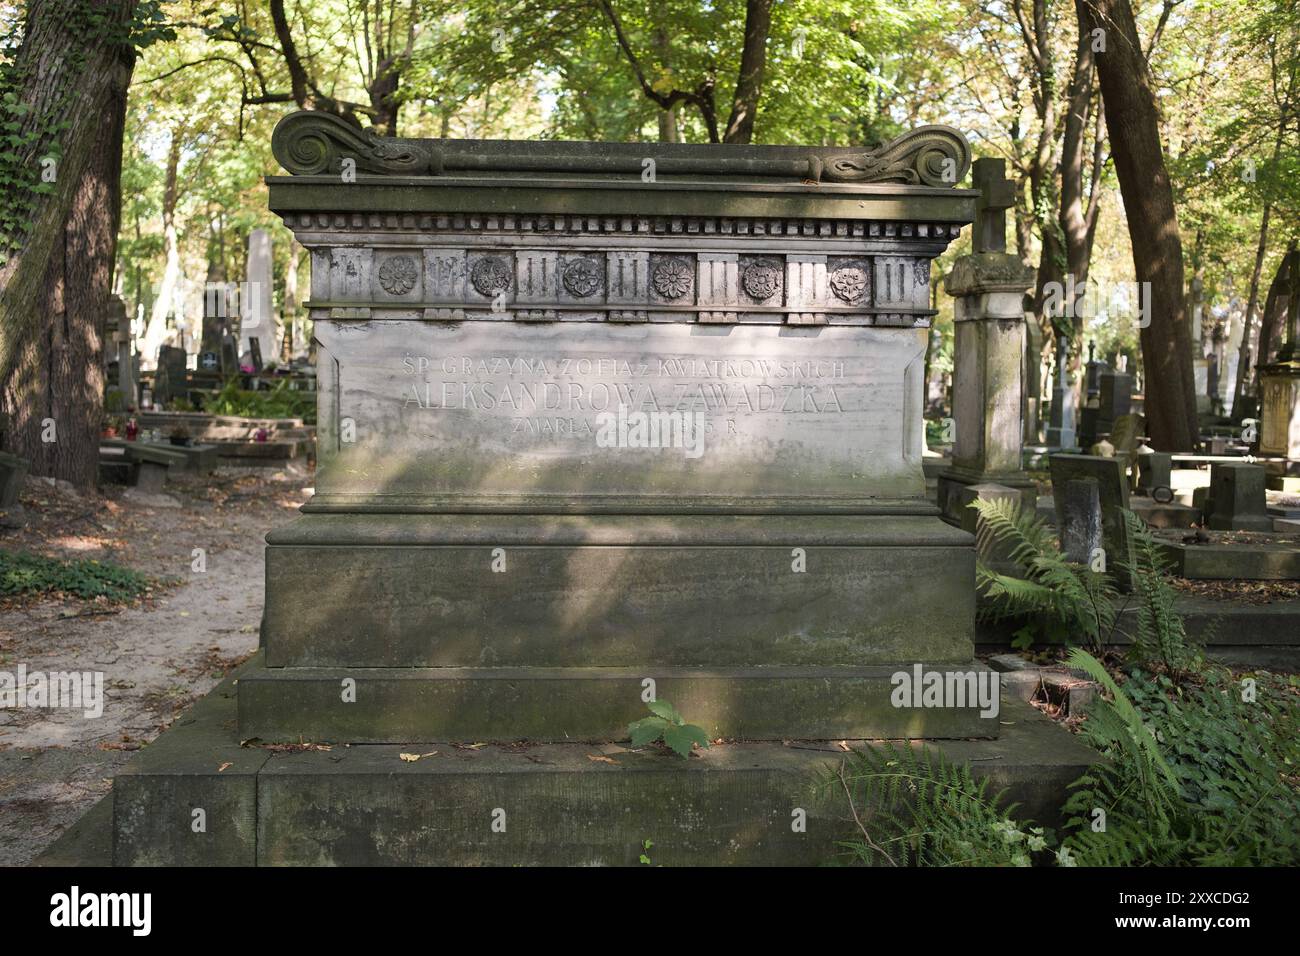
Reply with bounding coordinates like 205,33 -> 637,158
238,111 -> 985,743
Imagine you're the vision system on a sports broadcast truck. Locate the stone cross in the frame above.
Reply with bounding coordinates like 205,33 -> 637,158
971,158 -> 1016,255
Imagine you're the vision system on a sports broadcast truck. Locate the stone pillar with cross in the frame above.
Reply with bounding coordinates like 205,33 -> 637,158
1257,243 -> 1300,488
937,157 -> 1038,530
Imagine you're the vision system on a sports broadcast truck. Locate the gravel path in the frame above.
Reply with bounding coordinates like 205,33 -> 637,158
0,466 -> 310,866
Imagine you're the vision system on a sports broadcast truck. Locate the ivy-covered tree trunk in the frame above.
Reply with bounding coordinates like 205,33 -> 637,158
0,0 -> 138,486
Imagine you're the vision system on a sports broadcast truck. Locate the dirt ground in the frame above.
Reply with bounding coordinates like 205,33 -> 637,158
0,465 -> 311,866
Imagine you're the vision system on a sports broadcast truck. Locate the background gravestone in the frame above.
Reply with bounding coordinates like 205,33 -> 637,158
1049,453 -> 1134,587
936,157 -> 1037,525
105,295 -> 135,402
1137,450 -> 1172,496
1023,298 -> 1042,446
1060,477 -> 1103,565
1205,462 -> 1274,531
153,345 -> 188,408
1097,370 -> 1134,440
1046,337 -> 1076,448
220,333 -> 240,376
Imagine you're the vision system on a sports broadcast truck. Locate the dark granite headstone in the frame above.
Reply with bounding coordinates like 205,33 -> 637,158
1049,453 -> 1134,586
1205,462 -> 1273,531
1060,477 -> 1103,564
1097,370 -> 1133,436
153,345 -> 189,407
220,334 -> 240,376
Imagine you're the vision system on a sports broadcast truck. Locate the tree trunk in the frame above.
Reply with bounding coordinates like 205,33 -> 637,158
1237,122 -> 1288,412
0,1 -> 135,487
0,1 -> 138,391
1060,25 -> 1096,323
1232,203 -> 1269,417
140,134 -> 180,368
201,217 -> 228,357
722,0 -> 773,144
1078,0 -> 1198,450
1018,0 -> 1064,376
1256,245 -> 1295,370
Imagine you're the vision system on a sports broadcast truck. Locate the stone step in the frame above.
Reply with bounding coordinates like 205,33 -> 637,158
236,654 -> 1000,743
262,512 -> 975,668
102,665 -> 1096,866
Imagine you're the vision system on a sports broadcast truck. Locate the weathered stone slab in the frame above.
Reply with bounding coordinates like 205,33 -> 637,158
112,677 -> 268,866
263,514 -> 973,667
251,701 -> 1094,865
310,321 -> 928,509
137,410 -> 310,441
238,657 -> 998,744
1155,532 -> 1300,580
83,665 -> 1097,867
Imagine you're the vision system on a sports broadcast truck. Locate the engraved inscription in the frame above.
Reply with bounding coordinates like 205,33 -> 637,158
315,322 -> 927,501
399,352 -> 850,446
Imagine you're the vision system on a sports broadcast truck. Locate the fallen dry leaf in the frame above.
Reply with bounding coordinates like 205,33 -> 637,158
217,762 -> 232,772
586,754 -> 619,765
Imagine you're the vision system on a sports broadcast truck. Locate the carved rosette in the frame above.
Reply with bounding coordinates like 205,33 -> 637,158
742,259 -> 782,302
829,266 -> 868,304
378,255 -> 419,295
561,257 -> 603,298
470,256 -> 513,296
651,257 -> 693,300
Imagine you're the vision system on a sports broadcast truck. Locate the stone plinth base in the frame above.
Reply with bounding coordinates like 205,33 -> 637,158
261,512 -> 975,669
249,511 -> 983,744
82,665 -> 1098,867
237,654 -> 995,743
